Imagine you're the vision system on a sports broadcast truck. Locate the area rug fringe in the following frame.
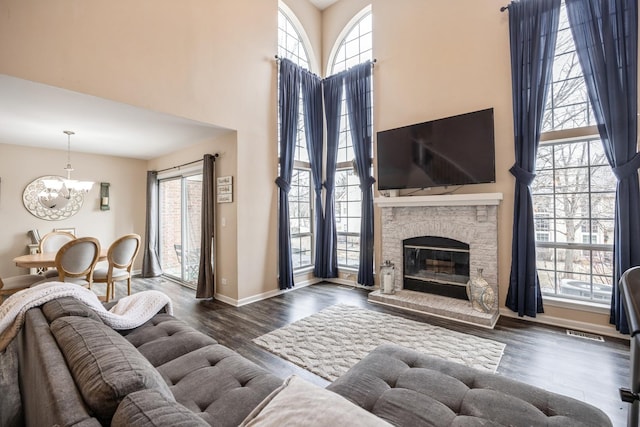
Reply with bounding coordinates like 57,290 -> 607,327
253,304 -> 506,382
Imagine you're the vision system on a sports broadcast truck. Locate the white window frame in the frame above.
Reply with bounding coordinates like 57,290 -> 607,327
278,5 -> 316,271
329,7 -> 373,270
533,1 -> 615,308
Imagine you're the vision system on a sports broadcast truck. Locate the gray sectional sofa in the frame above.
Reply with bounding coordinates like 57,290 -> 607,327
2,296 -> 612,426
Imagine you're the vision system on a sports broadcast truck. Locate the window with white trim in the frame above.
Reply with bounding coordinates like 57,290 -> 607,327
278,7 -> 313,270
330,8 -> 373,269
533,1 -> 615,305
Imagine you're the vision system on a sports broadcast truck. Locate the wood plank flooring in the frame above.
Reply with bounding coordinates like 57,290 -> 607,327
122,277 -> 631,426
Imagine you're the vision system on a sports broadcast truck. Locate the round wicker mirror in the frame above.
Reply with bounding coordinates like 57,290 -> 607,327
22,175 -> 84,220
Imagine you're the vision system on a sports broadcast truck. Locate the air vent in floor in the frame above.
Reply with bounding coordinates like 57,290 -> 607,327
566,329 -> 604,342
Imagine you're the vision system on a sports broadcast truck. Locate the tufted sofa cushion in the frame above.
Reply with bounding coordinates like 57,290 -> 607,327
327,344 -> 612,427
119,313 -> 218,367
155,343 -> 284,427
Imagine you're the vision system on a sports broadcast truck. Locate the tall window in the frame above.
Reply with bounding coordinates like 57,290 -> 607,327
278,7 -> 313,270
532,1 -> 616,305
330,8 -> 372,268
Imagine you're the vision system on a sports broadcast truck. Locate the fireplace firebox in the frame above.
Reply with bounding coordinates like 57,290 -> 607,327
403,236 -> 470,300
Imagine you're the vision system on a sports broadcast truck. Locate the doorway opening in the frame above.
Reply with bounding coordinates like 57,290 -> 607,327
159,173 -> 202,289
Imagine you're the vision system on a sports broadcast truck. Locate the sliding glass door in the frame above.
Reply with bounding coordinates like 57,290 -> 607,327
159,174 -> 202,288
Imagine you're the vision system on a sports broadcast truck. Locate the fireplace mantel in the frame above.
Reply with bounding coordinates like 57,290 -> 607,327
374,193 -> 503,208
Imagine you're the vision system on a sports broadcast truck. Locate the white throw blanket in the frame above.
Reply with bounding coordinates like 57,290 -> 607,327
0,282 -> 173,352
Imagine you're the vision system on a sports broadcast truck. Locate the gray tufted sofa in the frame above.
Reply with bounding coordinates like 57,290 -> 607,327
4,297 -> 613,427
328,343 -> 612,427
8,297 -> 283,427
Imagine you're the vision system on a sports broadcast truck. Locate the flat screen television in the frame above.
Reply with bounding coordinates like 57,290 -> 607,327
376,108 -> 496,190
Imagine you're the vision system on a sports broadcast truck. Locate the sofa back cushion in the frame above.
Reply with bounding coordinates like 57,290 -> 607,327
42,297 -> 102,323
112,389 -> 209,427
50,316 -> 174,424
18,309 -> 101,427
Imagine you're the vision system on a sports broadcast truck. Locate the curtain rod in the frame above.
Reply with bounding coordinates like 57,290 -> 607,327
156,153 -> 219,173
500,5 -> 509,12
275,55 -> 377,66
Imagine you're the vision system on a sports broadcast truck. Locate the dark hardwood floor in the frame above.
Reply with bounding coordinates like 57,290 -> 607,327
122,277 -> 630,426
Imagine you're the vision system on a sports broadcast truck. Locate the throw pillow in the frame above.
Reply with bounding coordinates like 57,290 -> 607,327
239,375 -> 392,427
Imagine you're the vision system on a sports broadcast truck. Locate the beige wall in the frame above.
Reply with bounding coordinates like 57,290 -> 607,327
0,142 -> 146,276
0,0 -> 630,331
0,0 -> 280,301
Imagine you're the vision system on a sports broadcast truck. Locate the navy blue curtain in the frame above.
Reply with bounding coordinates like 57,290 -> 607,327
142,170 -> 162,277
300,70 -> 326,279
344,61 -> 375,287
276,59 -> 301,290
320,73 -> 344,278
196,154 -> 215,298
505,0 -> 561,317
566,0 -> 639,334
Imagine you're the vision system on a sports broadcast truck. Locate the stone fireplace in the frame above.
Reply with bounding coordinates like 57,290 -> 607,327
370,193 -> 503,328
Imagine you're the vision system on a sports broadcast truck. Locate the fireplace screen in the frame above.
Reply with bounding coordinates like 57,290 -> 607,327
403,236 -> 470,300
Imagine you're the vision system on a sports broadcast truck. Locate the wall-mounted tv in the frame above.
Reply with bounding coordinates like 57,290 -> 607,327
376,108 -> 496,190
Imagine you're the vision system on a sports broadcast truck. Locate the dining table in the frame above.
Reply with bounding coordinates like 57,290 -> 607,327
13,249 -> 108,269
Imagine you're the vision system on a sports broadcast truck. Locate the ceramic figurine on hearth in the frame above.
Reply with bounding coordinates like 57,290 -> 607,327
466,268 -> 495,313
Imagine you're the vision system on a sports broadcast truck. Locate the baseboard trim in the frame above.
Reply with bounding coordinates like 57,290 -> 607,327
499,308 -> 629,340
323,277 -> 373,290
215,278 -> 323,307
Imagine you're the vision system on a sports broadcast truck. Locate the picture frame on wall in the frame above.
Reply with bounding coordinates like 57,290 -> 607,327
217,176 -> 232,185
218,184 -> 232,194
217,193 -> 233,203
54,227 -> 76,236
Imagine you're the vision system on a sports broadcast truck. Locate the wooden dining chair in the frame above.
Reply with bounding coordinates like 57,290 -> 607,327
39,231 -> 76,278
0,274 -> 44,303
38,237 -> 101,288
93,234 -> 141,302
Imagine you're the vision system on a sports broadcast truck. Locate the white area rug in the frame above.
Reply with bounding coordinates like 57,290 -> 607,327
253,304 -> 506,382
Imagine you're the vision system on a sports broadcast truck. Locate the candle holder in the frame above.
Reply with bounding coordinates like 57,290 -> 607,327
100,182 -> 110,211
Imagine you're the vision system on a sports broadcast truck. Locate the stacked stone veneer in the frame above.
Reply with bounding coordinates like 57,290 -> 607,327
380,204 -> 499,303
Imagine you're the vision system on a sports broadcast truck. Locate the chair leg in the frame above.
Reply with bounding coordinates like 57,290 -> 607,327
127,277 -> 132,296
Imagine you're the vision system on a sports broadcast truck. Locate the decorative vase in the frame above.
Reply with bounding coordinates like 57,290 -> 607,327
379,260 -> 396,295
467,268 -> 495,313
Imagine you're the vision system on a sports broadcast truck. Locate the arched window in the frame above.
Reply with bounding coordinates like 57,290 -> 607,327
328,7 -> 372,268
278,6 -> 314,270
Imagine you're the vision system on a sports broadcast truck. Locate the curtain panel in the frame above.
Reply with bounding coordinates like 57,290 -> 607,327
142,170 -> 162,277
301,70 -> 327,278
276,59 -> 301,290
196,154 -> 216,298
344,61 -> 375,287
320,73 -> 345,279
566,0 -> 639,333
505,0 -> 561,317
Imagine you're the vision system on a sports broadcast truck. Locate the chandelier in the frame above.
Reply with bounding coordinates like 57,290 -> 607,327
39,131 -> 94,207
